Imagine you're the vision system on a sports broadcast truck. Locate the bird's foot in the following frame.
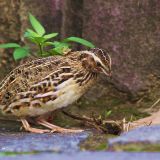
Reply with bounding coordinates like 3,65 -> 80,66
25,127 -> 50,134
37,119 -> 83,133
51,127 -> 84,133
21,118 -> 50,133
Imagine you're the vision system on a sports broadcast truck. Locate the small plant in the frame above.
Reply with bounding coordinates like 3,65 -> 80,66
0,13 -> 95,60
104,110 -> 112,119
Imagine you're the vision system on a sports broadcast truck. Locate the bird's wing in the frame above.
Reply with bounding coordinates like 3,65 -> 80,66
4,60 -> 75,113
0,56 -> 64,105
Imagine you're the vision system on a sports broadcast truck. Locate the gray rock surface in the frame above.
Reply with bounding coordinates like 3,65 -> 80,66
0,132 -> 88,153
109,125 -> 160,145
82,0 -> 160,98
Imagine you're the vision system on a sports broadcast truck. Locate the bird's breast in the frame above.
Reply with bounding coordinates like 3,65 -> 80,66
45,78 -> 88,110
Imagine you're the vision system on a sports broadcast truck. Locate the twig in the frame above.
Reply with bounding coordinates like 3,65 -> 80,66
150,98 -> 160,109
62,110 -> 123,134
122,118 -> 126,131
62,110 -> 94,122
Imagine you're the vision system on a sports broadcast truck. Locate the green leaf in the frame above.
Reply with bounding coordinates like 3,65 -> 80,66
13,47 -> 30,60
48,41 -> 70,55
26,37 -> 38,44
25,33 -> 45,44
0,43 -> 21,48
43,42 -> 55,46
52,41 -> 61,47
44,41 -> 70,48
34,37 -> 46,43
51,45 -> 69,55
105,110 -> 112,118
43,33 -> 58,39
24,29 -> 40,37
29,13 -> 45,36
52,47 -> 64,55
24,31 -> 30,38
52,41 -> 70,48
63,37 -> 95,48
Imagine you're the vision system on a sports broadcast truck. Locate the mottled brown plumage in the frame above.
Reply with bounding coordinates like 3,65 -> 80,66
0,48 -> 111,133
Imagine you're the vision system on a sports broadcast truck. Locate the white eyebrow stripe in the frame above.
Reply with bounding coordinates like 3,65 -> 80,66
97,49 -> 111,69
84,51 -> 107,69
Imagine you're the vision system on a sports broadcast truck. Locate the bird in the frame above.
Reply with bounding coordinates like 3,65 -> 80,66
0,48 -> 111,133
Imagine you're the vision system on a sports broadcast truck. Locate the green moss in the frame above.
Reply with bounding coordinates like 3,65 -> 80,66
0,151 -> 37,157
80,133 -> 116,151
96,143 -> 108,151
80,133 -> 160,152
111,143 -> 160,152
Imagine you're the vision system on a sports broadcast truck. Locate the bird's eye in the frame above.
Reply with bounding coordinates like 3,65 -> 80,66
97,62 -> 101,67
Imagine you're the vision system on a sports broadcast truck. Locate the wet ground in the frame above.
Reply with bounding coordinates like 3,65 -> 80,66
0,120 -> 160,159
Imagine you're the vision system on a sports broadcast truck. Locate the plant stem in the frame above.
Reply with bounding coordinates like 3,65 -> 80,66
38,43 -> 43,56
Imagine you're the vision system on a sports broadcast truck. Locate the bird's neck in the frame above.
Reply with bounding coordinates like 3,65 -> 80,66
65,51 -> 98,85
73,68 -> 98,86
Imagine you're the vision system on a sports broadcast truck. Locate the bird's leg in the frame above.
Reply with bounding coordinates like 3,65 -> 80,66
36,118 -> 83,133
21,118 -> 50,133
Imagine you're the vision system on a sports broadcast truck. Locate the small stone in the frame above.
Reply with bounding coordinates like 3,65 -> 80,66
108,125 -> 160,146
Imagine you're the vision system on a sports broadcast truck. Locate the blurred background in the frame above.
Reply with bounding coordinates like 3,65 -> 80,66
0,0 -> 160,125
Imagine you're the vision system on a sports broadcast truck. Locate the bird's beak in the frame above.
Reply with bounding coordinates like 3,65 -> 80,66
108,71 -> 112,77
108,68 -> 112,77
101,68 -> 112,77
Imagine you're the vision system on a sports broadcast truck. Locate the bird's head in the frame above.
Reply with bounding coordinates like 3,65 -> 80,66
79,48 -> 111,76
